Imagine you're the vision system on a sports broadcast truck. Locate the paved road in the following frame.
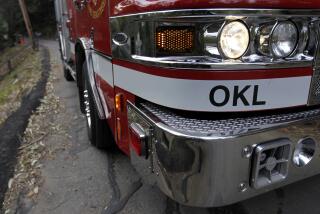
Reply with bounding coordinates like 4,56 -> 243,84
29,40 -> 320,214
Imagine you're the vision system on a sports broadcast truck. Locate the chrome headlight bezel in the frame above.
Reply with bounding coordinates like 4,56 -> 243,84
110,9 -> 320,70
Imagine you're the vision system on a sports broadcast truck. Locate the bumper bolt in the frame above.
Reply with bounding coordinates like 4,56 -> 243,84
239,182 -> 248,192
242,146 -> 253,158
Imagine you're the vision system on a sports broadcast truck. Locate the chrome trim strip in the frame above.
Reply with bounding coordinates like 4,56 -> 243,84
77,38 -> 106,120
77,37 -> 91,50
64,61 -> 76,80
58,29 -> 67,61
93,48 -> 112,61
110,8 -> 320,19
132,55 -> 312,70
85,48 -> 106,119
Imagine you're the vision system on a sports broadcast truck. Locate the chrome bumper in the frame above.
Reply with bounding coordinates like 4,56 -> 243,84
127,102 -> 320,207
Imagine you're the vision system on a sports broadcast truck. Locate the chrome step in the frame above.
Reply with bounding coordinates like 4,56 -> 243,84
140,102 -> 320,138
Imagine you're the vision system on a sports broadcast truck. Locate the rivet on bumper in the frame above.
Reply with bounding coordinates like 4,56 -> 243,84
242,145 -> 253,158
239,182 -> 248,192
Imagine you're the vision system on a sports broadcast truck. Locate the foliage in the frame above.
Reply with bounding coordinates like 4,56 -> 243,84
26,0 -> 56,36
0,0 -> 56,49
0,1 -> 23,48
0,14 -> 8,50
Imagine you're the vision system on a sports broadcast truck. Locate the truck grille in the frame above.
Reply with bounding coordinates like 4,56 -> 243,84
314,78 -> 320,96
309,71 -> 320,104
308,21 -> 320,105
140,102 -> 320,137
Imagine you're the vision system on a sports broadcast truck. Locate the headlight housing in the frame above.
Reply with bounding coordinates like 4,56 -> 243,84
111,10 -> 320,70
271,22 -> 298,58
219,21 -> 250,59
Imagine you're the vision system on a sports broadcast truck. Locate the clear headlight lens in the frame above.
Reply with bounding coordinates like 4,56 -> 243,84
271,22 -> 298,58
219,21 -> 250,59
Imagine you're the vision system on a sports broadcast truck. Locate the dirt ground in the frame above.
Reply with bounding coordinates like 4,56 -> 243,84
3,40 -> 320,214
0,49 -> 41,125
0,47 -> 48,212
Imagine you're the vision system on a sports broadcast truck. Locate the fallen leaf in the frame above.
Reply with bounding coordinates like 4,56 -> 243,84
34,186 -> 39,194
26,191 -> 34,198
8,179 -> 13,189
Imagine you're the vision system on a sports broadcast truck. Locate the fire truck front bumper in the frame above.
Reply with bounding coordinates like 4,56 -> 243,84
127,101 -> 320,207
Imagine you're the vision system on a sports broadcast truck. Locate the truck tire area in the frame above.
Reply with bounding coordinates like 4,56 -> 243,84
75,46 -> 85,114
63,66 -> 74,81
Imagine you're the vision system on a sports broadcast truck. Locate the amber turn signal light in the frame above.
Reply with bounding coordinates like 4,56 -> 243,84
156,26 -> 195,54
115,93 -> 124,113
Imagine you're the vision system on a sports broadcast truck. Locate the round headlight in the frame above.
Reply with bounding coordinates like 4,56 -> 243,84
271,22 -> 298,58
219,21 -> 250,59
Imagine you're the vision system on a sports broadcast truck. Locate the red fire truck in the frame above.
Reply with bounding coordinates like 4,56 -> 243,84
54,0 -> 320,207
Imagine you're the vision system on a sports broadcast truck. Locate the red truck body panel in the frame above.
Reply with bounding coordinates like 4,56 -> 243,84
68,0 -> 111,55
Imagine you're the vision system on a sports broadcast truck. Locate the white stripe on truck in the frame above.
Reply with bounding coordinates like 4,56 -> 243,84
113,64 -> 311,112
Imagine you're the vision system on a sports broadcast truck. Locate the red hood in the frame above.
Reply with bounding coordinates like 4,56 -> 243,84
110,0 -> 320,16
